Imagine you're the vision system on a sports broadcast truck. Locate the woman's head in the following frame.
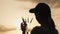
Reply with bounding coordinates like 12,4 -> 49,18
29,3 -> 51,23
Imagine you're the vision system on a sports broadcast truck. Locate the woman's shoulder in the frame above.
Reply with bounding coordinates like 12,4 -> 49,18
30,26 -> 50,34
32,26 -> 40,31
31,26 -> 45,34
30,26 -> 40,34
32,26 -> 45,31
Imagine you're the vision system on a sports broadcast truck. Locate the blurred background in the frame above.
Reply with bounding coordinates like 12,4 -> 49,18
0,0 -> 60,34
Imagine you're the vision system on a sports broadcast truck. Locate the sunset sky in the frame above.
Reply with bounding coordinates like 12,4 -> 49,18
0,0 -> 60,34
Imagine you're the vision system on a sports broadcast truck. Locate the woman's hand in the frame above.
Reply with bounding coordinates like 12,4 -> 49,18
21,18 -> 27,32
21,18 -> 27,34
21,22 -> 27,32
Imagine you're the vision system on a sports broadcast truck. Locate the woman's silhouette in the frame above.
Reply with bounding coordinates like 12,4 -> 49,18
29,3 -> 58,34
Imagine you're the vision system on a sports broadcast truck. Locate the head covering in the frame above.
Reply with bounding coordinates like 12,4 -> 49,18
29,3 -> 51,14
29,3 -> 51,19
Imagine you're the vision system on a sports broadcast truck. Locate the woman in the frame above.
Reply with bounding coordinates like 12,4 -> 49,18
21,3 -> 58,34
30,3 -> 58,34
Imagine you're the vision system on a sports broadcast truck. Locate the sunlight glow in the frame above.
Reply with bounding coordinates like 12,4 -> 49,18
16,17 -> 22,30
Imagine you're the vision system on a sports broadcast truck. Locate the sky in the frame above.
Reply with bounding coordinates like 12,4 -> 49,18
0,0 -> 60,34
16,0 -> 60,8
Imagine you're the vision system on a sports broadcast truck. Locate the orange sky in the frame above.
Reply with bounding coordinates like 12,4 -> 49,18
0,0 -> 60,34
